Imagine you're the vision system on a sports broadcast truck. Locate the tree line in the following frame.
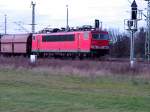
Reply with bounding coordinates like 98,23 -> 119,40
109,27 -> 146,58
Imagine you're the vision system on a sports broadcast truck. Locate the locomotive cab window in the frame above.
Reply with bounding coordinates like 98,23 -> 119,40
92,33 -> 109,40
83,32 -> 89,39
100,34 -> 109,40
42,34 -> 75,42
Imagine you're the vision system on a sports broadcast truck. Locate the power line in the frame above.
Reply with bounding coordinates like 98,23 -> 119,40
13,21 -> 29,33
127,0 -> 132,4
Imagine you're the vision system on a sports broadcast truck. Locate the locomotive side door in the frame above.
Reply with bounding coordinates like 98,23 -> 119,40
36,35 -> 41,52
77,33 -> 81,52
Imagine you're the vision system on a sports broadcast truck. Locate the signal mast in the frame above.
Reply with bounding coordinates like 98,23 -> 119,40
124,0 -> 142,68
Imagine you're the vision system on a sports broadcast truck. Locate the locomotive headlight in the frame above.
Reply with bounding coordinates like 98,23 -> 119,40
91,45 -> 96,49
91,45 -> 99,49
91,45 -> 109,49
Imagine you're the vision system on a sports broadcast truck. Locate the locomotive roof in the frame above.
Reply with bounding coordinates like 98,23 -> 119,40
33,30 -> 108,36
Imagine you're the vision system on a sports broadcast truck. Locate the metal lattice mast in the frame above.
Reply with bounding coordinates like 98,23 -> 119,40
4,15 -> 7,34
66,5 -> 69,31
145,0 -> 150,61
31,1 -> 36,33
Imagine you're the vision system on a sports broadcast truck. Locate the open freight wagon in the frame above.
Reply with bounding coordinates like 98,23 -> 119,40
0,34 -> 32,55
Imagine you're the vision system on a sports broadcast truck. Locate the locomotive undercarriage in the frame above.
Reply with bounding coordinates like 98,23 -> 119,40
33,49 -> 109,60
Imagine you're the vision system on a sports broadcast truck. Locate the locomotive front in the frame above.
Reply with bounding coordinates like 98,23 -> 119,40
91,31 -> 110,56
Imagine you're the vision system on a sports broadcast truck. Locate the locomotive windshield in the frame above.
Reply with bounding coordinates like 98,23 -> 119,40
92,33 -> 109,40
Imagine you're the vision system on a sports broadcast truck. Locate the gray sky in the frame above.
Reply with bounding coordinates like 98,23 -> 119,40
0,0 -> 147,34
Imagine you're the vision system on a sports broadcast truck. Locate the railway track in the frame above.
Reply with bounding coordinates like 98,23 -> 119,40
0,55 -> 149,67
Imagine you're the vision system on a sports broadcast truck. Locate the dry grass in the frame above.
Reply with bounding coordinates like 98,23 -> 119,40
0,56 -> 150,79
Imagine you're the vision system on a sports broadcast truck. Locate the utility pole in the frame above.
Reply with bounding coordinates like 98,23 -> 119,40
145,0 -> 150,62
4,14 -> 7,34
31,1 -> 36,33
66,5 -> 69,31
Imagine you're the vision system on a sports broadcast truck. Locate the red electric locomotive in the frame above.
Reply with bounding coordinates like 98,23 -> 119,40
31,29 -> 109,58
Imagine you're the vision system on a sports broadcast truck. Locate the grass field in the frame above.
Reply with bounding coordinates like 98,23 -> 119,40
0,64 -> 150,112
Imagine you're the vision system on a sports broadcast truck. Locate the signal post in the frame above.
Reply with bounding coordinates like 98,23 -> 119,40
124,0 -> 142,68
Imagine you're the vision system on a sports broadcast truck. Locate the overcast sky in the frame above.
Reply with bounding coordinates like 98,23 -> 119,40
0,0 -> 147,34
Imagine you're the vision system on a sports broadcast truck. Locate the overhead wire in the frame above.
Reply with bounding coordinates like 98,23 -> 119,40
127,0 -> 132,4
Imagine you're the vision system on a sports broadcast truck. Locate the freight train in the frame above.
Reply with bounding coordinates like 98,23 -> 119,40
0,25 -> 110,59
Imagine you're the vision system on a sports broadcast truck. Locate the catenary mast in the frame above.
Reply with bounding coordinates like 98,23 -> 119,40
145,0 -> 150,61
31,1 -> 36,33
